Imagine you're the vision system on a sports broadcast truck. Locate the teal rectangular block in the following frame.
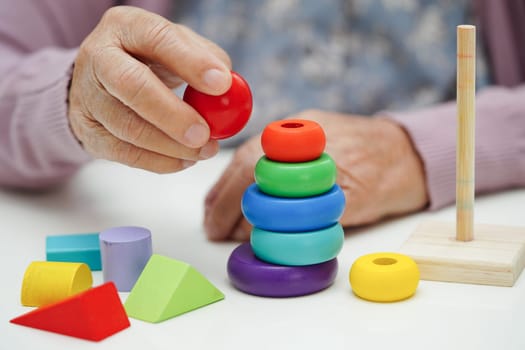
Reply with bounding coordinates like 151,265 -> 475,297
46,233 -> 102,271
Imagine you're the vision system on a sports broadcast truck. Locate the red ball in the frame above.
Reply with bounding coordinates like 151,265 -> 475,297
183,71 -> 253,140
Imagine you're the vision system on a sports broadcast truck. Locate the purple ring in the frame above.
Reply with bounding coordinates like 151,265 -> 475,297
227,243 -> 338,297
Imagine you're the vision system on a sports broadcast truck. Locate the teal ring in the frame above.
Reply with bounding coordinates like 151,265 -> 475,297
254,153 -> 336,198
250,224 -> 344,266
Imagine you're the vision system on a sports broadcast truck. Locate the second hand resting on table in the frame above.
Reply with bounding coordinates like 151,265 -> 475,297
204,110 -> 429,241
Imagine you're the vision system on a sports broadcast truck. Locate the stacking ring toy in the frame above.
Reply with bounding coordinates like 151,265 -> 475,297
349,252 -> 420,302
261,119 -> 326,162
227,243 -> 338,297
21,261 -> 93,307
255,153 -> 336,197
251,223 -> 344,266
242,184 -> 345,232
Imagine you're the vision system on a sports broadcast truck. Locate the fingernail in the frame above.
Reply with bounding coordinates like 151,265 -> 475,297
182,160 -> 196,169
203,68 -> 230,93
184,124 -> 209,147
199,142 -> 218,159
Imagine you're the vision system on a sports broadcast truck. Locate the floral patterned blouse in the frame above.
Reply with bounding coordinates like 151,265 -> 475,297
172,0 -> 490,143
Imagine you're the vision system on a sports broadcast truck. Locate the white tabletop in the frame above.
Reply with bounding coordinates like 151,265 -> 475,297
1,149 -> 524,350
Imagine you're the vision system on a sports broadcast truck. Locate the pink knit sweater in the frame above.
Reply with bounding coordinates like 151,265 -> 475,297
0,0 -> 523,210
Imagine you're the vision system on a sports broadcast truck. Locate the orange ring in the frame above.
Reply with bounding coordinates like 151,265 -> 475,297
261,119 -> 326,162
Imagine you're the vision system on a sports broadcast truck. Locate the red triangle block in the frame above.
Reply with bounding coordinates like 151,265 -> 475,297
10,282 -> 130,341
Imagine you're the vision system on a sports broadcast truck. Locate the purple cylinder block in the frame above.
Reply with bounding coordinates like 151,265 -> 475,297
99,226 -> 152,292
227,243 -> 338,297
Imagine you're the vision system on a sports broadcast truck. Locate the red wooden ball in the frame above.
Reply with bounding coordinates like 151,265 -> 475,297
183,71 -> 253,140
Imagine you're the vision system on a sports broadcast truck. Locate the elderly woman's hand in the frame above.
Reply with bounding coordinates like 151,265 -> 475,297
203,110 -> 429,241
68,6 -> 232,172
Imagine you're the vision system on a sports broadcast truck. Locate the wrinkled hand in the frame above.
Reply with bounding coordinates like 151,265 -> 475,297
204,110 -> 429,241
68,6 -> 232,172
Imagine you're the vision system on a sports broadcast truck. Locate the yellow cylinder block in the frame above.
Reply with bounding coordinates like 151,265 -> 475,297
349,252 -> 419,302
21,261 -> 93,307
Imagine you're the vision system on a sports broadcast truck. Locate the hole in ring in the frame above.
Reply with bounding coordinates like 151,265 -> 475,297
373,257 -> 397,265
281,122 -> 304,128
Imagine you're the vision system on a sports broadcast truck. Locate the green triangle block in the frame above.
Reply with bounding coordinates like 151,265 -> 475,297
124,254 -> 224,323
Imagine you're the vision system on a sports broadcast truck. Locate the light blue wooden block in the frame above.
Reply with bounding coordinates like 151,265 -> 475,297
46,233 -> 101,271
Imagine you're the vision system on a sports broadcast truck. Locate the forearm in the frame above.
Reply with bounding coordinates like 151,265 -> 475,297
0,0 -> 115,188
0,48 -> 91,188
387,85 -> 525,210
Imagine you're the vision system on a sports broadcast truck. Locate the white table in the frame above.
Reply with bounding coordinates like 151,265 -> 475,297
1,149 -> 524,350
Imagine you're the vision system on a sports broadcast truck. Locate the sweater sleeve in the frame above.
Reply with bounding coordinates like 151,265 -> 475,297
387,85 -> 525,210
0,1 -> 114,188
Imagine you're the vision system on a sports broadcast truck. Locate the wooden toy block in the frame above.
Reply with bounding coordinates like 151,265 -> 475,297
11,282 -> 130,341
399,25 -> 525,287
46,233 -> 101,270
399,221 -> 525,287
99,226 -> 152,292
21,261 -> 92,307
124,254 -> 224,323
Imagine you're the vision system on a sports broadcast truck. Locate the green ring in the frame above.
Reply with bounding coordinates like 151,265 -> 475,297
254,153 -> 336,197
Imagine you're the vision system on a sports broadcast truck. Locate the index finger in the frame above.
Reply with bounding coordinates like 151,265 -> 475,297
92,46 -> 210,148
106,6 -> 232,95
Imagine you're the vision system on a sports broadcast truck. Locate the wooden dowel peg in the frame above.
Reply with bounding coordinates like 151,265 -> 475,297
399,25 -> 525,287
456,25 -> 476,242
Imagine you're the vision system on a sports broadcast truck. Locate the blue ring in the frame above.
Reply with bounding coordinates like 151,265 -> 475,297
242,184 -> 345,232
250,224 -> 344,266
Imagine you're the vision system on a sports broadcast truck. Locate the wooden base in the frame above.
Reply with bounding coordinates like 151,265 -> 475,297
399,220 -> 525,287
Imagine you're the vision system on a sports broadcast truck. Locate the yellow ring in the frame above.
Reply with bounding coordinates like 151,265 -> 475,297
349,252 -> 419,302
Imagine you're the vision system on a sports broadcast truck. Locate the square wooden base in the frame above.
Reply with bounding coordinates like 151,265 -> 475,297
399,220 -> 525,287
